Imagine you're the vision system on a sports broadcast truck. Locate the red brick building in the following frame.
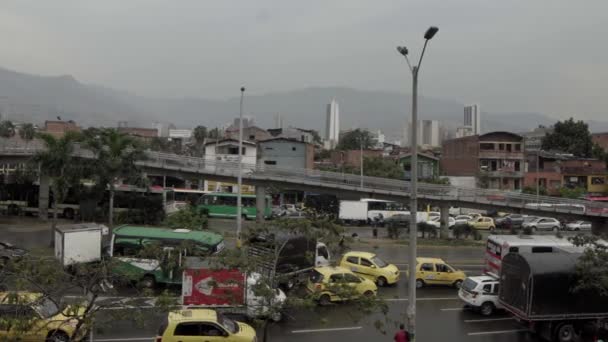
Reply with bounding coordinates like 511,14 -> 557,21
330,149 -> 383,168
441,132 -> 525,190
592,132 -> 608,152
43,120 -> 81,138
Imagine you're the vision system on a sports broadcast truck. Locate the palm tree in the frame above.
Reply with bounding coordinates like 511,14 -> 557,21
84,128 -> 145,226
33,132 -> 81,245
0,121 -> 15,138
18,123 -> 36,146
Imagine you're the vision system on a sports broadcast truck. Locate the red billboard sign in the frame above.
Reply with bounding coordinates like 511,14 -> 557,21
182,268 -> 246,306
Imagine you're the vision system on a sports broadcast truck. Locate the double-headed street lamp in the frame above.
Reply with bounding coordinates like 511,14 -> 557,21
396,25 -> 438,341
236,86 -> 245,248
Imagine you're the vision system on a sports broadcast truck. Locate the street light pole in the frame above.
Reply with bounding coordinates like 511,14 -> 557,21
536,150 -> 540,203
397,26 -> 438,342
236,86 -> 245,248
360,138 -> 364,188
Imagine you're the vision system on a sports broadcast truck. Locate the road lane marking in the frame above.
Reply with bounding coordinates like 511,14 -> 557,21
464,317 -> 514,323
384,297 -> 459,302
292,326 -> 362,334
94,338 -> 154,341
468,329 -> 528,336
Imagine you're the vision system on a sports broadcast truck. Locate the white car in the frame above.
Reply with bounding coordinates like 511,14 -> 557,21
565,221 -> 592,231
522,217 -> 562,232
427,216 -> 455,229
458,275 -> 502,316
454,215 -> 472,225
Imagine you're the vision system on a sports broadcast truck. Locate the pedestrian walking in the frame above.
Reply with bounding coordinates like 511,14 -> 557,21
394,324 -> 409,342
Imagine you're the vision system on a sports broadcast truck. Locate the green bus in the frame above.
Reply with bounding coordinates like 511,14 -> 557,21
109,225 -> 225,287
197,192 -> 272,220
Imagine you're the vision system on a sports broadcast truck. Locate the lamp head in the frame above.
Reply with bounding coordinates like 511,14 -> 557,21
240,86 -> 245,92
396,46 -> 409,57
424,26 -> 439,40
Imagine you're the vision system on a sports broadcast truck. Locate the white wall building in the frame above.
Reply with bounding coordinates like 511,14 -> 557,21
274,113 -> 284,129
403,120 -> 441,147
325,98 -> 340,148
204,139 -> 257,168
169,129 -> 192,139
464,104 -> 481,135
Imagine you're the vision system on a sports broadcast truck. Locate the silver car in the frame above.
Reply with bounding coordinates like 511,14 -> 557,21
565,221 -> 592,231
522,217 -> 562,232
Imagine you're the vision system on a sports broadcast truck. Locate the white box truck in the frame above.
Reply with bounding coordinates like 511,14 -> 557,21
54,223 -> 106,267
338,200 -> 368,224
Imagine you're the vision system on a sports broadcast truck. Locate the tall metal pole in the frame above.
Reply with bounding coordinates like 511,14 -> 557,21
236,86 -> 245,248
407,66 -> 419,340
360,138 -> 364,188
536,151 -> 540,203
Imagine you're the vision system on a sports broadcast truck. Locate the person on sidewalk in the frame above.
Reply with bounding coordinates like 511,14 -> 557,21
394,324 -> 409,342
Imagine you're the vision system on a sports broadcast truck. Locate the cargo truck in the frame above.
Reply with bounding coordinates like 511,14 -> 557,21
499,252 -> 608,342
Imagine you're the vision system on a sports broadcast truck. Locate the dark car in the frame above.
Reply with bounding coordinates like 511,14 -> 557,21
0,241 -> 28,264
496,214 -> 525,229
385,214 -> 410,227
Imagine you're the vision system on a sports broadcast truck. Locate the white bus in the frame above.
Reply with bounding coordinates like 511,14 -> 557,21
165,188 -> 210,214
484,235 -> 578,277
338,199 -> 409,224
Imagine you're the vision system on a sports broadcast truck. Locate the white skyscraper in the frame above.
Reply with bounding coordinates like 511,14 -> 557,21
325,99 -> 340,148
274,113 -> 284,129
464,104 -> 481,135
403,120 -> 441,147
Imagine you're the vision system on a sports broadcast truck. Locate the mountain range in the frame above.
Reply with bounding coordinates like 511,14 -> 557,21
1,66 -> 607,139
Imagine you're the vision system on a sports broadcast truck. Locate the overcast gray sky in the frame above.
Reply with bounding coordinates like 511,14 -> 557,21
1,0 -> 607,120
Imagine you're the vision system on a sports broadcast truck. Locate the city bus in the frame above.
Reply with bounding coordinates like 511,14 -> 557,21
164,188 -> 210,214
484,235 -> 577,277
197,192 -> 272,220
362,198 -> 409,221
109,225 -> 225,287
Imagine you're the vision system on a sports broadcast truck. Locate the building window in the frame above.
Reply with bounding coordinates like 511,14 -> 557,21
591,176 -> 606,185
292,147 -> 297,151
514,161 -> 521,172
265,147 -> 273,150
264,160 -> 277,165
499,143 -> 505,151
480,143 -> 494,150
491,160 -> 498,171
514,144 -> 521,151
506,144 -> 512,152
249,135 -> 255,140
227,147 -> 246,155
514,179 -> 521,190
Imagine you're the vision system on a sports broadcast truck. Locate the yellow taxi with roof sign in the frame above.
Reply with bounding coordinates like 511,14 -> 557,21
156,309 -> 257,342
339,251 -> 400,286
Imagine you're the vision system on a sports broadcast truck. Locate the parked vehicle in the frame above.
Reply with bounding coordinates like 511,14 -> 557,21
339,251 -> 399,286
495,214 -> 525,229
484,235 -> 578,276
468,216 -> 495,231
338,200 -> 369,224
500,252 -> 608,342
522,217 -> 562,232
454,215 -> 472,225
427,216 -> 455,229
306,266 -> 377,306
338,199 -> 409,224
458,275 -> 502,316
565,220 -> 592,231
248,232 -> 330,290
156,309 -> 257,342
182,259 -> 286,321
0,292 -> 88,342
0,241 -> 27,264
411,257 -> 466,289
197,192 -> 272,220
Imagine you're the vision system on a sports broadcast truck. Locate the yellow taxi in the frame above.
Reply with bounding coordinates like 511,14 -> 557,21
411,257 -> 466,289
468,216 -> 496,231
0,292 -> 87,342
306,266 -> 377,306
156,309 -> 256,342
339,251 -> 400,286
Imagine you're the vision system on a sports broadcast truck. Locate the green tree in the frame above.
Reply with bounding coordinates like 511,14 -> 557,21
569,234 -> 608,296
193,125 -> 208,144
522,185 -> 547,196
0,120 -> 15,138
559,186 -> 586,199
310,130 -> 323,145
356,156 -> 403,179
541,118 -> 595,157
163,206 -> 208,230
84,128 -> 145,226
314,149 -> 331,161
33,132 -> 82,245
208,127 -> 223,140
336,129 -> 375,150
18,123 -> 36,143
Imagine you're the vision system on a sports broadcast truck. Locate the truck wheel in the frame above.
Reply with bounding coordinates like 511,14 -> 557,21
376,276 -> 387,287
555,323 -> 576,342
552,226 -> 559,232
363,290 -> 375,298
480,302 -> 494,316
416,279 -> 425,289
139,275 -> 156,289
453,280 -> 463,289
319,294 -> 331,306
46,330 -> 69,342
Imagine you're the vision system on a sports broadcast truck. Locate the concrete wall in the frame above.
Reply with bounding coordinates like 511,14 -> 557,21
440,135 -> 479,176
258,140 -> 313,169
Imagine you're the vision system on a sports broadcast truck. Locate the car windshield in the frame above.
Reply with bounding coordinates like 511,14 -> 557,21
32,298 -> 61,319
462,278 -> 478,292
523,216 -> 537,222
371,256 -> 388,268
218,312 -> 238,334
310,270 -> 324,283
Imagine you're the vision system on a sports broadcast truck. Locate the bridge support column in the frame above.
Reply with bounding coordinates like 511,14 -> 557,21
39,174 -> 50,221
198,178 -> 204,191
279,193 -> 285,206
256,186 -> 266,223
440,204 -> 449,239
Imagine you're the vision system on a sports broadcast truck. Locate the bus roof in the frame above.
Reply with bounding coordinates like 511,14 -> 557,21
487,234 -> 574,247
113,225 -> 223,246
167,188 -> 210,194
360,198 -> 394,203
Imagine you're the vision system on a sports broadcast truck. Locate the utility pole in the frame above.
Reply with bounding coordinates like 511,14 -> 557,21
236,86 -> 245,248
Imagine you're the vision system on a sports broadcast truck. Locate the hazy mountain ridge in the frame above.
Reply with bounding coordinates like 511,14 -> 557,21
1,67 -> 607,136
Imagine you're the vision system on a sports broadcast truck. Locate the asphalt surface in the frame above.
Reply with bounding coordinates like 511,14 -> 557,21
0,216 -> 578,341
